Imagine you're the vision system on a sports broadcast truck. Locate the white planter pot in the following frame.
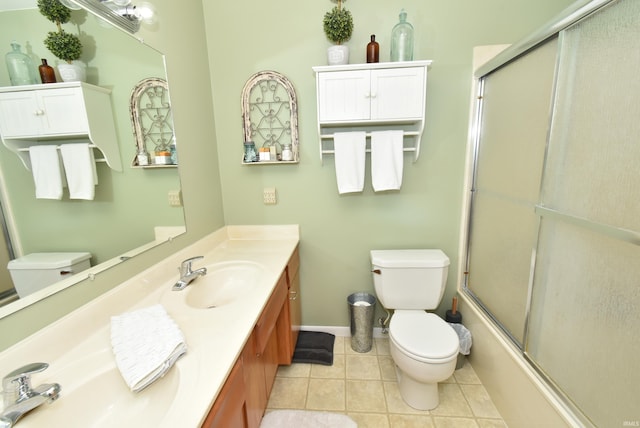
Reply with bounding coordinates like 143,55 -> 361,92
327,45 -> 349,65
57,61 -> 86,82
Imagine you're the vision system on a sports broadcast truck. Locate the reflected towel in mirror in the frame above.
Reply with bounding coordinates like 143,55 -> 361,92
29,145 -> 64,200
60,143 -> 98,200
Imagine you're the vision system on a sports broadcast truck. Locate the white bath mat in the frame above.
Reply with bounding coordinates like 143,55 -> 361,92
260,410 -> 357,427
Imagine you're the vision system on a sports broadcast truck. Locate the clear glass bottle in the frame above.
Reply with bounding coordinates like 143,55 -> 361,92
5,41 -> 38,86
38,59 -> 57,84
390,9 -> 414,62
366,35 -> 379,63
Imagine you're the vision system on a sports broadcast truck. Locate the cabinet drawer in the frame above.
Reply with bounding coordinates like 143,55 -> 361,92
254,273 -> 287,352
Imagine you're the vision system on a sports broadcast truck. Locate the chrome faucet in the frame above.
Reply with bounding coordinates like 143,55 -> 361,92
1,363 -> 61,428
172,256 -> 207,291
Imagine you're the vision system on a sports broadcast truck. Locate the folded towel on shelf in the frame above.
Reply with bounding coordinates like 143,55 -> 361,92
333,131 -> 366,194
371,130 -> 404,191
29,145 -> 64,200
110,304 -> 187,393
60,143 -> 98,200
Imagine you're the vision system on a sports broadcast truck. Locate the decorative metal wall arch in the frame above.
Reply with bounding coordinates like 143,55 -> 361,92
241,70 -> 299,163
129,77 -> 176,167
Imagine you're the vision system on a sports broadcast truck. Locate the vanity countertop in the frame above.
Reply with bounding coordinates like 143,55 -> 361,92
0,225 -> 300,427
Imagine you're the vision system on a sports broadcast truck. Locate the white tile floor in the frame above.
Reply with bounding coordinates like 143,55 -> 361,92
267,336 -> 507,428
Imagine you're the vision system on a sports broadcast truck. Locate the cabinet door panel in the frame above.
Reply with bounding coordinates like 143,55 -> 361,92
317,70 -> 370,121
0,92 -> 42,137
371,67 -> 425,120
202,360 -> 247,428
39,88 -> 88,135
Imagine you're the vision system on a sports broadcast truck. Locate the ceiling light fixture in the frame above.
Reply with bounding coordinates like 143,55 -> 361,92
66,0 -> 156,34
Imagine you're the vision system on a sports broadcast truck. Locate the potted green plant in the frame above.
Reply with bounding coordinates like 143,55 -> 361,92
323,0 -> 353,65
37,0 -> 85,82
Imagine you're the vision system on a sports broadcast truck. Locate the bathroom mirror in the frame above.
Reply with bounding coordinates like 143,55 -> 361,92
0,4 -> 185,315
241,70 -> 300,164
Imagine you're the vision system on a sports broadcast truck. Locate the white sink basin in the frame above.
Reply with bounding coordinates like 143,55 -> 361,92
184,261 -> 266,309
16,351 -> 180,427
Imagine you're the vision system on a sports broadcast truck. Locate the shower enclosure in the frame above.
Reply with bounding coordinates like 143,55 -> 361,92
464,0 -> 639,426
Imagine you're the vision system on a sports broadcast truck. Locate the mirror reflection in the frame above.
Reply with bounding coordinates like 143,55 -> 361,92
0,3 -> 185,311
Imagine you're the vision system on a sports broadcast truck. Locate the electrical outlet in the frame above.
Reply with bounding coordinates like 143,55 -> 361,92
168,190 -> 182,207
263,187 -> 277,205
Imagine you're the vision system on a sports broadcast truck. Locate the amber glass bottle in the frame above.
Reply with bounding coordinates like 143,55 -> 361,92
38,59 -> 56,83
366,35 -> 379,63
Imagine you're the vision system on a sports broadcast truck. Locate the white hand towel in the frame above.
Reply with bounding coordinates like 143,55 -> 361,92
371,130 -> 404,192
333,131 -> 366,194
111,304 -> 187,392
60,143 -> 98,200
29,145 -> 63,200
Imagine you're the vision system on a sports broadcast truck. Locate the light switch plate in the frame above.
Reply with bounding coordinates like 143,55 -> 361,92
168,190 -> 182,207
263,187 -> 277,204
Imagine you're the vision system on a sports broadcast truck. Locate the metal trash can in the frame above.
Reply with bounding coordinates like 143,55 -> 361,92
347,292 -> 376,353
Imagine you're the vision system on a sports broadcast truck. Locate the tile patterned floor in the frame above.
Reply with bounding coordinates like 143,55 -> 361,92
266,336 -> 507,428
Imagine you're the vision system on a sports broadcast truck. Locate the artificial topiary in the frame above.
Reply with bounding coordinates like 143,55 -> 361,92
323,0 -> 353,45
38,0 -> 82,63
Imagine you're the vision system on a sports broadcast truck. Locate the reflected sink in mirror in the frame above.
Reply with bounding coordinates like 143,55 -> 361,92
185,261 -> 266,309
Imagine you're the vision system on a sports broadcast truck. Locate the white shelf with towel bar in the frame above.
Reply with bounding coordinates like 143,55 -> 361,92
16,144 -> 108,164
0,82 -> 122,172
313,60 -> 431,164
319,130 -> 422,160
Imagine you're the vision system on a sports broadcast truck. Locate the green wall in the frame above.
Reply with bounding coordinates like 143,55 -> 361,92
203,0 -> 574,327
0,0 -> 574,349
0,8 -> 183,264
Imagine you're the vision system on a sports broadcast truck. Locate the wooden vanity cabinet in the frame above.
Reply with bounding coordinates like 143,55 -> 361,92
278,245 -> 300,365
201,359 -> 247,428
203,247 -> 300,428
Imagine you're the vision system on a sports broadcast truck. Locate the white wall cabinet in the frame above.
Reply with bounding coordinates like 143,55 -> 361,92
0,82 -> 122,171
313,60 -> 431,162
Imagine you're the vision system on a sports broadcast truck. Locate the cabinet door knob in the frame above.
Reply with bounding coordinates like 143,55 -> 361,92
34,109 -> 45,116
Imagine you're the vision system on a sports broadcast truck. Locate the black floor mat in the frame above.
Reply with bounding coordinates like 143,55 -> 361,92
292,331 -> 335,365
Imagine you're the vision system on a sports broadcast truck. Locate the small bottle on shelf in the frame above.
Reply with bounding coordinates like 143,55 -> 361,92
38,59 -> 56,83
366,35 -> 379,63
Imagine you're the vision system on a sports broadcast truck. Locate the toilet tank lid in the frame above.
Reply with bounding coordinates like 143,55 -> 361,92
7,252 -> 91,270
370,249 -> 449,268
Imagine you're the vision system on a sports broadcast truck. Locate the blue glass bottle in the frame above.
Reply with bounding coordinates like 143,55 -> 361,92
5,41 -> 38,85
390,10 -> 414,62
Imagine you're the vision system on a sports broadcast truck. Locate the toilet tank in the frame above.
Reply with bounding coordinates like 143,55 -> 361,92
8,252 -> 92,298
371,249 -> 450,310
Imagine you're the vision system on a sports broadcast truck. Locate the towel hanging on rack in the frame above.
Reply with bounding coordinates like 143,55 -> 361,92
60,143 -> 98,200
333,131 -> 366,194
371,130 -> 404,191
29,145 -> 64,200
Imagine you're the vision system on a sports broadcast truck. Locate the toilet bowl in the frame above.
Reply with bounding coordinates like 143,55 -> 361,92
388,310 -> 459,410
370,249 -> 458,410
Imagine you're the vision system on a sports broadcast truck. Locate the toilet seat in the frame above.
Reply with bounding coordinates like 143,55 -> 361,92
389,310 -> 459,364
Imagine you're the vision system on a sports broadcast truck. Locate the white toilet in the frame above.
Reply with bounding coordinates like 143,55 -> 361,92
371,249 -> 459,410
8,252 -> 92,298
